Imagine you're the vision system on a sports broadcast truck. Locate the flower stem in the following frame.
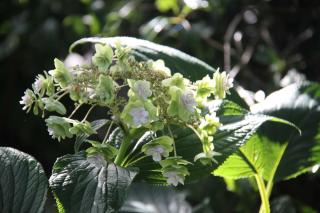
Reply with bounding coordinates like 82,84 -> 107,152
167,126 -> 177,157
56,90 -> 69,101
102,121 -> 114,143
114,135 -> 131,166
81,104 -> 96,122
255,174 -> 270,213
68,103 -> 83,119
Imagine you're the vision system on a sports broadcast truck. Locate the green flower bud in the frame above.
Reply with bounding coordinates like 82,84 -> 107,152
45,73 -> 55,96
195,75 -> 214,99
151,121 -> 165,131
194,150 -> 221,165
42,98 -> 67,115
199,113 -> 221,135
96,75 -> 114,104
159,156 -> 191,168
142,136 -> 173,161
213,70 -> 233,99
69,121 -> 97,136
49,58 -> 73,88
162,73 -> 188,89
86,140 -> 118,161
92,44 -> 113,72
45,116 -> 73,141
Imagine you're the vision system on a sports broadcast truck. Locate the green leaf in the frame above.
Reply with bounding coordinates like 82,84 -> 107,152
69,36 -> 248,109
49,152 -> 138,213
74,119 -> 109,152
251,82 -> 320,181
120,183 -> 191,213
0,147 -> 48,213
214,82 -> 320,183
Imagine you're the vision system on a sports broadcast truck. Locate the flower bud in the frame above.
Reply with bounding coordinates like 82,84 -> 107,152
45,116 -> 72,141
69,121 -> 97,136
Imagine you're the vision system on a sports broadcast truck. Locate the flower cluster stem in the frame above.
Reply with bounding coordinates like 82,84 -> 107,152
114,136 -> 132,166
167,126 -> 177,157
255,174 -> 270,213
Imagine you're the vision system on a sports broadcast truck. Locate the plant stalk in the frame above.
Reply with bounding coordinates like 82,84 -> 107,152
114,136 -> 131,166
255,174 -> 270,213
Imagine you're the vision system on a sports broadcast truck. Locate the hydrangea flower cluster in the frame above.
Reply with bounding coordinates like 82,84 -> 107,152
20,42 -> 233,186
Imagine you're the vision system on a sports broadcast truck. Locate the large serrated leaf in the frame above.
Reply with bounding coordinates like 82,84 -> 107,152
0,147 -> 48,213
49,152 -> 138,213
214,82 -> 320,183
70,36 -> 248,109
251,82 -> 320,182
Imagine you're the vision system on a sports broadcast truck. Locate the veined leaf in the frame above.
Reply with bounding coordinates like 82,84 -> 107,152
49,152 -> 138,213
214,82 -> 320,183
0,147 -> 48,213
70,36 -> 248,109
251,82 -> 320,182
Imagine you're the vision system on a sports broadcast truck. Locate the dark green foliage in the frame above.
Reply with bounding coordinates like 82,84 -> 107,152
0,147 -> 48,213
49,151 -> 138,213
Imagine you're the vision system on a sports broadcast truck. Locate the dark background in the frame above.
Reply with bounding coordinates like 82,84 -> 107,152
1,0 -> 320,212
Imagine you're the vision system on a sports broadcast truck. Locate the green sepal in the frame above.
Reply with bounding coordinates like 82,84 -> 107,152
194,151 -> 221,166
92,43 -> 113,72
69,121 -> 97,136
162,73 -> 186,89
49,58 -> 73,88
96,74 -> 115,104
86,140 -> 118,161
45,116 -> 73,141
167,86 -> 195,122
42,98 -> 67,115
159,156 -> 191,168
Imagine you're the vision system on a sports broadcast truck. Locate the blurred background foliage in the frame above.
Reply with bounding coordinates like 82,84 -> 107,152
1,0 -> 320,212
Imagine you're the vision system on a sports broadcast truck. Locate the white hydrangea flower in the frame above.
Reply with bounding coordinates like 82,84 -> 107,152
151,59 -> 171,76
145,145 -> 168,162
163,171 -> 184,186
181,90 -> 197,112
48,128 -> 54,137
33,75 -> 45,93
20,89 -> 34,110
223,73 -> 234,91
129,107 -> 149,126
133,80 -> 152,99
213,71 -> 234,99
